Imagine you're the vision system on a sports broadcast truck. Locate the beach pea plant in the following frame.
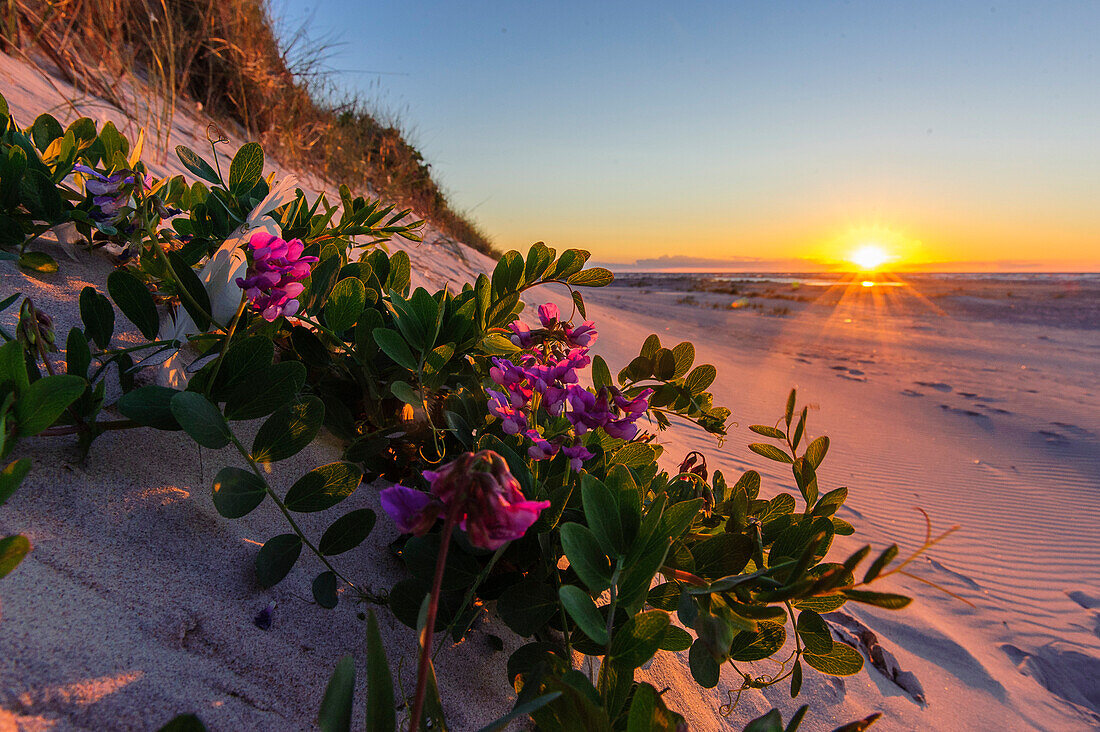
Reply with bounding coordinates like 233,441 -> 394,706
1,94 -> 941,730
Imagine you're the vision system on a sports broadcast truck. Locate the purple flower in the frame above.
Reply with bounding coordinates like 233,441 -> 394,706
507,320 -> 534,348
235,232 -> 318,321
525,430 -> 560,461
393,451 -> 550,550
538,303 -> 560,328
487,389 -> 527,434
562,443 -> 594,471
379,484 -> 443,535
74,164 -> 136,224
565,320 -> 598,348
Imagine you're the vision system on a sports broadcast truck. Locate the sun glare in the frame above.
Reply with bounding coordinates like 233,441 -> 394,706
848,243 -> 892,271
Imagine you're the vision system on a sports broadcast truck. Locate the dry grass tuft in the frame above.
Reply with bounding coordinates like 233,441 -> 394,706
2,0 -> 497,257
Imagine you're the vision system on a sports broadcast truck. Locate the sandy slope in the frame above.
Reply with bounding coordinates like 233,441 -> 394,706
3,53 -> 1099,731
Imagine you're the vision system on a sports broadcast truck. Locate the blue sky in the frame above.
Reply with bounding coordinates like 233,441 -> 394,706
272,1 -> 1100,270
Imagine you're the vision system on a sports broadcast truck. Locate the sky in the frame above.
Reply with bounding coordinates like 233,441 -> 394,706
272,1 -> 1100,271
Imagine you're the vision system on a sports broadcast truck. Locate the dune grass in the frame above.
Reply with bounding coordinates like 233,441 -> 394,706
2,0 -> 497,257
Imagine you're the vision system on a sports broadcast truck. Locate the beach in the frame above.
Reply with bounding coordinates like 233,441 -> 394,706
2,47 -> 1100,732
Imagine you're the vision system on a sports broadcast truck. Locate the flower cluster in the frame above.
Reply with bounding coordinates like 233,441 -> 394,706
74,164 -> 136,225
380,450 -> 550,550
487,304 -> 652,469
235,232 -> 318,321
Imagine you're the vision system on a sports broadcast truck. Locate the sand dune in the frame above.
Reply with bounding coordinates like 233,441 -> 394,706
3,52 -> 1099,731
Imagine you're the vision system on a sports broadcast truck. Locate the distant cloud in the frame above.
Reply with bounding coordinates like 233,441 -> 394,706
598,254 -> 822,272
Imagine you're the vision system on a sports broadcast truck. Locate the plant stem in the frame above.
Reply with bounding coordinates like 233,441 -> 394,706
40,419 -> 137,436
436,543 -> 505,658
203,297 -> 247,397
408,500 -> 461,732
228,433 -> 383,603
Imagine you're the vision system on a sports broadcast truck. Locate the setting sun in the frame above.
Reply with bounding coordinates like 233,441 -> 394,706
848,243 -> 892,271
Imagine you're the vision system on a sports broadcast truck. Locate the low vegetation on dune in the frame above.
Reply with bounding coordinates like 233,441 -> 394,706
2,0 -> 496,256
0,86 -> 964,729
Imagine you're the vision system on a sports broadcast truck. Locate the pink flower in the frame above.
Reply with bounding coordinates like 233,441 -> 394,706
565,320 -> 598,348
384,451 -> 549,550
537,303 -> 560,327
235,232 -> 318,321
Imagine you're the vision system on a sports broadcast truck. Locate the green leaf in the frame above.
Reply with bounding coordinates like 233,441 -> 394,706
285,462 -> 362,512
685,364 -> 716,394
30,113 -> 63,151
318,509 -> 376,555
688,639 -> 720,688
805,436 -> 830,468
318,654 -> 355,732
255,533 -> 302,587
251,397 -> 324,463
692,533 -> 752,579
608,610 -> 670,668
581,475 -> 623,556
559,585 -> 608,645
863,544 -> 898,584
729,621 -> 786,662
228,142 -> 264,194
840,589 -> 911,609
170,391 -> 231,449
390,381 -> 421,407
79,286 -> 114,348
402,534 -> 480,592
0,459 -> 31,505
117,385 -> 182,430
107,269 -> 159,340
14,374 -> 85,437
592,355 -> 612,389
658,625 -> 692,652
373,328 -> 417,371
0,534 -> 30,578
211,467 -> 266,518
366,610 -> 396,731
796,610 -> 833,654
567,267 -> 614,287
18,251 -> 58,273
803,641 -> 864,676
612,442 -> 655,468
325,277 -> 365,331
671,342 -> 695,378
475,693 -> 563,732
742,709 -> 783,732
224,361 -> 306,420
65,327 -> 90,378
749,425 -> 785,439
313,571 -> 339,609
212,336 -> 275,400
560,522 -> 612,592
157,713 -> 208,731
498,580 -> 560,637
749,443 -> 794,463
175,145 -> 222,185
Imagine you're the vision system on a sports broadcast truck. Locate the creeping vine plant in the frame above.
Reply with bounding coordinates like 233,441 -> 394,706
1,94 -> 946,731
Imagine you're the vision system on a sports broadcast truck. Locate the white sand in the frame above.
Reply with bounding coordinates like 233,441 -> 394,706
2,53 -> 1099,731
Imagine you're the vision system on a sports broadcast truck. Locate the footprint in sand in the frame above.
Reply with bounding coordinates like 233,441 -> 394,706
1050,422 -> 1096,439
1000,643 -> 1100,714
940,404 -> 990,419
916,381 -> 953,392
